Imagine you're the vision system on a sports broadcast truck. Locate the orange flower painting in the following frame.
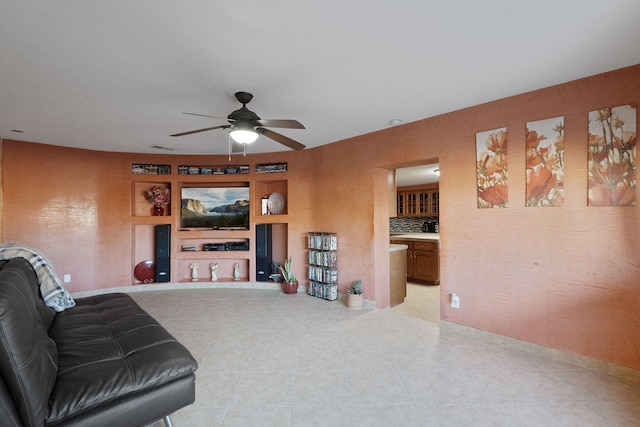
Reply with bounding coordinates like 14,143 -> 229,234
526,117 -> 564,207
588,105 -> 636,206
476,127 -> 508,208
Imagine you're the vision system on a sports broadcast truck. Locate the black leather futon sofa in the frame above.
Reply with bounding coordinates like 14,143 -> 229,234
0,257 -> 198,426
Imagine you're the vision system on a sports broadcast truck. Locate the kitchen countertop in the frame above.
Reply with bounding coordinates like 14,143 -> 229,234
389,243 -> 409,252
390,232 -> 440,241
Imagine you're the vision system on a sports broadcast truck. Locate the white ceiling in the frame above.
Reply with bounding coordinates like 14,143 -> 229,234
396,164 -> 439,187
1,1 -> 639,156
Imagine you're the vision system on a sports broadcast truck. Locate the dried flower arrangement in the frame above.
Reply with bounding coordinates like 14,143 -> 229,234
144,186 -> 170,206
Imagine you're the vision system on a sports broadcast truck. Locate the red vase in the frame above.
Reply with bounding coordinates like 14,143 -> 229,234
151,205 -> 164,216
282,281 -> 299,294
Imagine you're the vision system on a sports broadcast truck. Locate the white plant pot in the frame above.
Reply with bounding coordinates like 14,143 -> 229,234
347,293 -> 363,310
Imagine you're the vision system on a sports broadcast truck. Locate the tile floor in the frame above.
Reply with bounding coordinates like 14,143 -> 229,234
391,282 -> 440,324
131,285 -> 640,427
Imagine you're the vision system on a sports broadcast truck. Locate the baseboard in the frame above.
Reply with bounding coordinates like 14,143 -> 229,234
73,282 -> 379,310
72,281 -> 307,298
440,320 -> 640,382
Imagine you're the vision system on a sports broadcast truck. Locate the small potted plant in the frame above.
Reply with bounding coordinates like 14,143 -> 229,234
279,257 -> 298,294
347,280 -> 363,310
144,185 -> 170,216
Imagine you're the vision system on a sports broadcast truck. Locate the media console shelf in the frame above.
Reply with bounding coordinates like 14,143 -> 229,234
175,229 -> 251,282
176,258 -> 250,282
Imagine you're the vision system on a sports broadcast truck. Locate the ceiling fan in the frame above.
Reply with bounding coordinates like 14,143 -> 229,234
170,91 -> 305,152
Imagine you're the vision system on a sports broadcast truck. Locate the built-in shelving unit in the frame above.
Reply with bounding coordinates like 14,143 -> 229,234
132,164 -> 171,174
307,232 -> 338,301
255,162 -> 287,174
177,165 -> 249,175
129,162 -> 289,285
131,181 -> 172,217
254,180 -> 288,217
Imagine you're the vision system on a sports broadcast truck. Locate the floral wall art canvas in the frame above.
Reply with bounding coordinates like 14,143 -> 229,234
525,117 -> 565,207
476,127 -> 508,208
588,105 -> 636,206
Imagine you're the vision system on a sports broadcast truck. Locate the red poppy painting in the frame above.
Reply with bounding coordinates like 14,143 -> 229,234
588,105 -> 636,206
476,127 -> 508,208
525,117 -> 564,207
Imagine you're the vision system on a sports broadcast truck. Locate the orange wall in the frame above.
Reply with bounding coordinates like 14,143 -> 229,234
2,64 -> 639,369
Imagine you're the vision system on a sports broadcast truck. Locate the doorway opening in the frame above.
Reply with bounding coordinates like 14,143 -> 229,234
389,161 -> 440,325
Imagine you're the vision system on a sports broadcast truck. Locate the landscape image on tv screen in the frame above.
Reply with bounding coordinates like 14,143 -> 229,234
180,186 -> 250,229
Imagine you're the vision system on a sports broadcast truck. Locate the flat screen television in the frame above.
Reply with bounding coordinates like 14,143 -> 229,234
180,185 -> 250,229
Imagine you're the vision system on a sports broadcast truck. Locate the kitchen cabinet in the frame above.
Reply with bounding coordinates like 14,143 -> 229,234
429,190 -> 439,216
413,241 -> 439,283
390,239 -> 439,285
397,186 -> 439,217
405,191 -> 419,215
396,192 -> 405,216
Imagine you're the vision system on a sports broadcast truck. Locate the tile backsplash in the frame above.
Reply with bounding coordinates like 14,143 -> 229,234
390,216 -> 437,233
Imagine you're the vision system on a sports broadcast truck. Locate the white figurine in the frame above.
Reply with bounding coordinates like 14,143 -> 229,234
209,262 -> 218,281
233,263 -> 240,281
190,263 -> 199,281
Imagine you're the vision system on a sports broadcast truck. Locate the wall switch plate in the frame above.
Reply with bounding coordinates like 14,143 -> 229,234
451,293 -> 460,309
63,274 -> 71,283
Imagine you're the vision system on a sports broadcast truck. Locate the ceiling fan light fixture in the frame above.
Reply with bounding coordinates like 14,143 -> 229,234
229,127 -> 259,144
172,92 -> 305,150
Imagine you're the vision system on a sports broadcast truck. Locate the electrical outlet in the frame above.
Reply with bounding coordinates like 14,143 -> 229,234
451,293 -> 460,309
63,274 -> 71,283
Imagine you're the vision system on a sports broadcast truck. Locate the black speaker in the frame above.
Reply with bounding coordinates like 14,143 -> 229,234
155,224 -> 171,282
256,224 -> 272,281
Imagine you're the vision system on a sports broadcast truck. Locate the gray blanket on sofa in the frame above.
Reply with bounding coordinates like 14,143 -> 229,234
0,242 -> 75,312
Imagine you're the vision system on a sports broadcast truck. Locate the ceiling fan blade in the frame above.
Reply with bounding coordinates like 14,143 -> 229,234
170,125 -> 229,137
257,119 -> 305,129
257,128 -> 306,150
182,112 -> 224,120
